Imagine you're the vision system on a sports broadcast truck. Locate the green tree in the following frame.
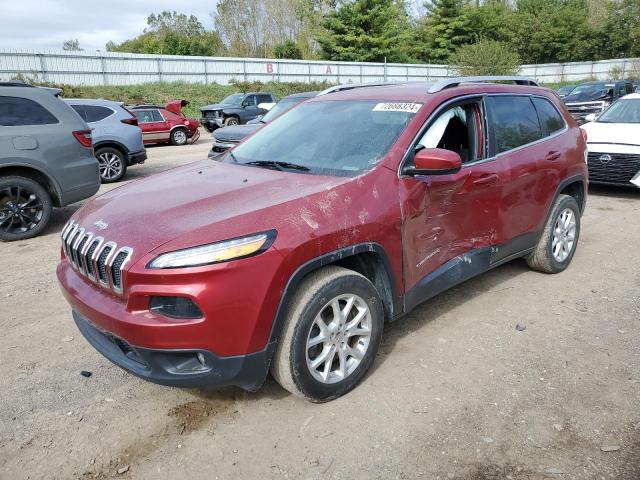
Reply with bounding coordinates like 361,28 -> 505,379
317,0 -> 415,62
597,0 -> 640,59
414,0 -> 471,63
449,39 -> 520,75
274,40 -> 304,59
107,11 -> 225,56
62,39 -> 83,51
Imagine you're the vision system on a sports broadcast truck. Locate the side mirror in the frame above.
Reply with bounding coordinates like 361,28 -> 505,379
405,148 -> 462,176
584,113 -> 596,123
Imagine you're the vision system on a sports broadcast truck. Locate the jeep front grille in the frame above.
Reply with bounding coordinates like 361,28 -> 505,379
61,221 -> 133,295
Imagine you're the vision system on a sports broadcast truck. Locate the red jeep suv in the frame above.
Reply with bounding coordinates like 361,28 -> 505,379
57,77 -> 588,402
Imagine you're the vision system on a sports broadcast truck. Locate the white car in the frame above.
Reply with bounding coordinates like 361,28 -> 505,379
581,93 -> 640,188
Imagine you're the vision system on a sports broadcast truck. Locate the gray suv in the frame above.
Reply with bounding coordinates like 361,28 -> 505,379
65,99 -> 146,183
0,84 -> 100,241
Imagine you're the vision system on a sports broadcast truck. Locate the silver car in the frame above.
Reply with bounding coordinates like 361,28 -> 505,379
0,83 -> 99,241
65,99 -> 146,183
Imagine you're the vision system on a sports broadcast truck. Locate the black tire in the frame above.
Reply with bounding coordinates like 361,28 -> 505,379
224,116 -> 239,126
526,194 -> 581,274
0,176 -> 52,242
170,128 -> 188,146
204,125 -> 214,133
271,266 -> 384,402
95,147 -> 127,183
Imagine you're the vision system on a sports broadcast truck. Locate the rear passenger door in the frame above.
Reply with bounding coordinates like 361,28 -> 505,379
485,95 -> 566,255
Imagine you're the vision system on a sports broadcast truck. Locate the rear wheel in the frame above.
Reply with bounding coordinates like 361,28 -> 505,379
0,176 -> 52,241
271,266 -> 384,402
526,194 -> 581,274
170,128 -> 188,146
96,147 -> 127,183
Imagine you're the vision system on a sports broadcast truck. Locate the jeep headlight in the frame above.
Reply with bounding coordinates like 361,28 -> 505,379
148,231 -> 275,269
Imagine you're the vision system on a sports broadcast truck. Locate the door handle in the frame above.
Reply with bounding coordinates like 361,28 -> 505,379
546,151 -> 562,161
473,173 -> 499,186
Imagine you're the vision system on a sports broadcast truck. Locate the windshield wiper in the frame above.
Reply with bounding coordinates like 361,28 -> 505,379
245,160 -> 310,172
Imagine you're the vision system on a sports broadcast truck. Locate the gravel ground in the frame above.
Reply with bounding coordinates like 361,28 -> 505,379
1,132 -> 639,480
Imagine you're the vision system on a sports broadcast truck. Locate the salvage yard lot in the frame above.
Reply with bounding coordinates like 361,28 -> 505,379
1,134 -> 639,479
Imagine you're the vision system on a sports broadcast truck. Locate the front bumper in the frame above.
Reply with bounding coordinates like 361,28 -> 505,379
127,149 -> 147,166
201,117 -> 224,130
74,310 -> 274,390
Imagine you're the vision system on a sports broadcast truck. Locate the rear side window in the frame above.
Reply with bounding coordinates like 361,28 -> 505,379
0,96 -> 58,126
83,105 -> 113,122
487,96 -> 542,155
532,97 -> 565,136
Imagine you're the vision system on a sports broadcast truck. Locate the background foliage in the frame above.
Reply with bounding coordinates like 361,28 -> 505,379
98,1 -> 640,67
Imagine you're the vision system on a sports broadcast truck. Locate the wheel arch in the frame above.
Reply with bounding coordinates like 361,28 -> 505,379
268,243 -> 401,348
0,164 -> 62,207
94,141 -> 128,157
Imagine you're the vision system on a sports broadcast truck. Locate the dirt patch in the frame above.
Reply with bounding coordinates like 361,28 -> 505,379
168,397 -> 237,435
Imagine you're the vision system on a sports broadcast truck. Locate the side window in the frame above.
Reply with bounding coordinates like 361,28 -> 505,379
0,96 -> 59,126
532,97 -> 566,137
133,110 -> 154,123
69,104 -> 87,121
416,100 -> 484,164
83,105 -> 113,123
244,95 -> 258,106
151,110 -> 164,122
257,94 -> 272,104
486,96 -> 542,155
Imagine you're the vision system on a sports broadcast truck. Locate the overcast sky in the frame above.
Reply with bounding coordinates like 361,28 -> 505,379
0,0 -> 217,52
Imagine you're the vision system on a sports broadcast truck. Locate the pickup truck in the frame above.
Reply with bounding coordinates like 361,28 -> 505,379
200,92 -> 276,132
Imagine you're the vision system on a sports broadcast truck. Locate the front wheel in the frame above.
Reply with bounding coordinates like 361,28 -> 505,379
271,266 -> 384,402
0,176 -> 52,241
96,147 -> 127,183
170,128 -> 188,146
526,194 -> 581,274
224,116 -> 239,126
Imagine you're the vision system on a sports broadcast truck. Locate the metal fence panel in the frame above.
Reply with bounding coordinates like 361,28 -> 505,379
0,49 -> 637,86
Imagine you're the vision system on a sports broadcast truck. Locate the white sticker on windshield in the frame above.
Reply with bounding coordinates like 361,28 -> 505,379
373,102 -> 422,113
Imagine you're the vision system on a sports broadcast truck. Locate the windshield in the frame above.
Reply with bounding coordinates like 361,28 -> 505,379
597,99 -> 640,123
569,84 -> 611,96
221,94 -> 244,106
261,97 -> 305,123
224,100 -> 420,177
558,86 -> 575,95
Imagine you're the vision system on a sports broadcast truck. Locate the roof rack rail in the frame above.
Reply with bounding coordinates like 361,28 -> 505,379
318,81 -> 404,96
428,76 -> 539,94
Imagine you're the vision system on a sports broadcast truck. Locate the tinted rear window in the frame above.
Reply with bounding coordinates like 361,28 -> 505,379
487,96 -> 542,155
83,105 -> 113,122
0,96 -> 58,126
532,97 -> 565,136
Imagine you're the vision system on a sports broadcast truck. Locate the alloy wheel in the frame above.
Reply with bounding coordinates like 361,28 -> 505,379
0,185 -> 44,235
97,152 -> 123,181
173,129 -> 187,144
305,294 -> 372,384
552,207 -> 576,262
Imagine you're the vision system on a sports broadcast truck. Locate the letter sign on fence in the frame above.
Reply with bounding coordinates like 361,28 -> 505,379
326,65 -> 332,75
266,63 -> 274,73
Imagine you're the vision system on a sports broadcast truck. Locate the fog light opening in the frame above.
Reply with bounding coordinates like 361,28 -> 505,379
197,352 -> 206,367
149,296 -> 203,320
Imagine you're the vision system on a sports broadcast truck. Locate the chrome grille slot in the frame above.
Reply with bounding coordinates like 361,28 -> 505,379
60,221 -> 133,296
97,244 -> 114,285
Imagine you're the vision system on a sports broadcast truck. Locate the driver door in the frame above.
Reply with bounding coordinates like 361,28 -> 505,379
399,97 -> 504,303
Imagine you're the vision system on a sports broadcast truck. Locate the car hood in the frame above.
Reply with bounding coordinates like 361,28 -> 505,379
200,103 -> 230,111
581,121 -> 640,153
213,124 -> 261,142
70,160 -> 350,261
564,89 -> 612,103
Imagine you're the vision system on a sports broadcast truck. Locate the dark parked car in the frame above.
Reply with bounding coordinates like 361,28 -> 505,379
557,85 -> 576,98
65,99 -> 146,183
209,91 -> 318,157
0,83 -> 99,241
563,80 -> 633,123
58,77 -> 587,402
200,92 -> 276,132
